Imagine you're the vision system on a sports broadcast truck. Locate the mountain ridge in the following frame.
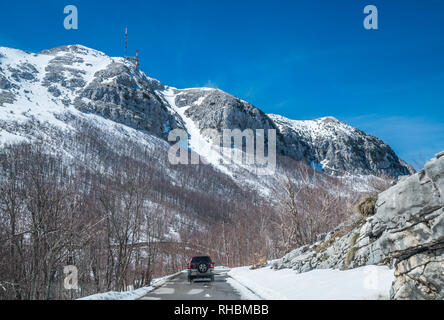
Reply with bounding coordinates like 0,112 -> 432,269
0,44 -> 414,177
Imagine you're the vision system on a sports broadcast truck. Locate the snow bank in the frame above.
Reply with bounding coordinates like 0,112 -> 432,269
228,265 -> 395,300
78,272 -> 183,300
214,266 -> 231,272
226,278 -> 262,300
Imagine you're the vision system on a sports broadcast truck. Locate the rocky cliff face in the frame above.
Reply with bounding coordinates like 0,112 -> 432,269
272,151 -> 444,299
0,45 -> 414,178
270,114 -> 414,176
42,46 -> 184,139
379,151 -> 443,299
167,86 -> 414,176
176,88 -> 279,138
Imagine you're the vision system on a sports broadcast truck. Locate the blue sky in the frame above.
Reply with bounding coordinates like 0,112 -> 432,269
1,0 -> 443,168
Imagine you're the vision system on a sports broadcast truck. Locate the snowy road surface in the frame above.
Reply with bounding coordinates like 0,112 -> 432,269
140,271 -> 259,300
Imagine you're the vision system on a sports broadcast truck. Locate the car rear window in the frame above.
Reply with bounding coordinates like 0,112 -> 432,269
191,256 -> 211,263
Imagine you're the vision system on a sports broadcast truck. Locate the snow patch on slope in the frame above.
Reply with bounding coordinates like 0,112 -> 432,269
159,87 -> 233,176
269,113 -> 356,140
228,265 -> 395,300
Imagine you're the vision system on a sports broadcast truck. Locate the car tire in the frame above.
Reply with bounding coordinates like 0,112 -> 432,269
198,263 -> 208,274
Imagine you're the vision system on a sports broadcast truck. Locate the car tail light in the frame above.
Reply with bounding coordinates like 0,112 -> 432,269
210,264 -> 214,268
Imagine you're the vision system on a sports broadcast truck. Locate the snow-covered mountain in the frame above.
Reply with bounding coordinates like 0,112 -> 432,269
0,44 -> 413,180
0,45 -> 422,299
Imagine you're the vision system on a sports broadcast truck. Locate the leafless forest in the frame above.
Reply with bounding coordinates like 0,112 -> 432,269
0,120 -> 386,300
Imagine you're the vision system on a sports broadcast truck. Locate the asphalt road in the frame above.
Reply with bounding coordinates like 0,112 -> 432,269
140,271 -> 242,300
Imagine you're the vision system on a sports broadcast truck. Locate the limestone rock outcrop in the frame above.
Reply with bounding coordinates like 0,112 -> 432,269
273,151 -> 444,299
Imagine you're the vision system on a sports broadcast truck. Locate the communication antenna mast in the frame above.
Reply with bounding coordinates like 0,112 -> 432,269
124,27 -> 139,69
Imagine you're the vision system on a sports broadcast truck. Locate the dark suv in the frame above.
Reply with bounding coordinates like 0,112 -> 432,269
187,256 -> 215,283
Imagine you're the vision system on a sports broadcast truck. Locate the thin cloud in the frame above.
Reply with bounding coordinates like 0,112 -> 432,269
203,80 -> 218,89
344,114 -> 444,170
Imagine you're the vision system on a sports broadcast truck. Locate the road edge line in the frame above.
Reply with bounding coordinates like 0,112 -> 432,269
226,275 -> 264,300
137,270 -> 185,300
152,271 -> 184,289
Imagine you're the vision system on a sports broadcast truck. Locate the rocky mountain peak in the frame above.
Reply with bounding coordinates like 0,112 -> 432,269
39,44 -> 106,57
